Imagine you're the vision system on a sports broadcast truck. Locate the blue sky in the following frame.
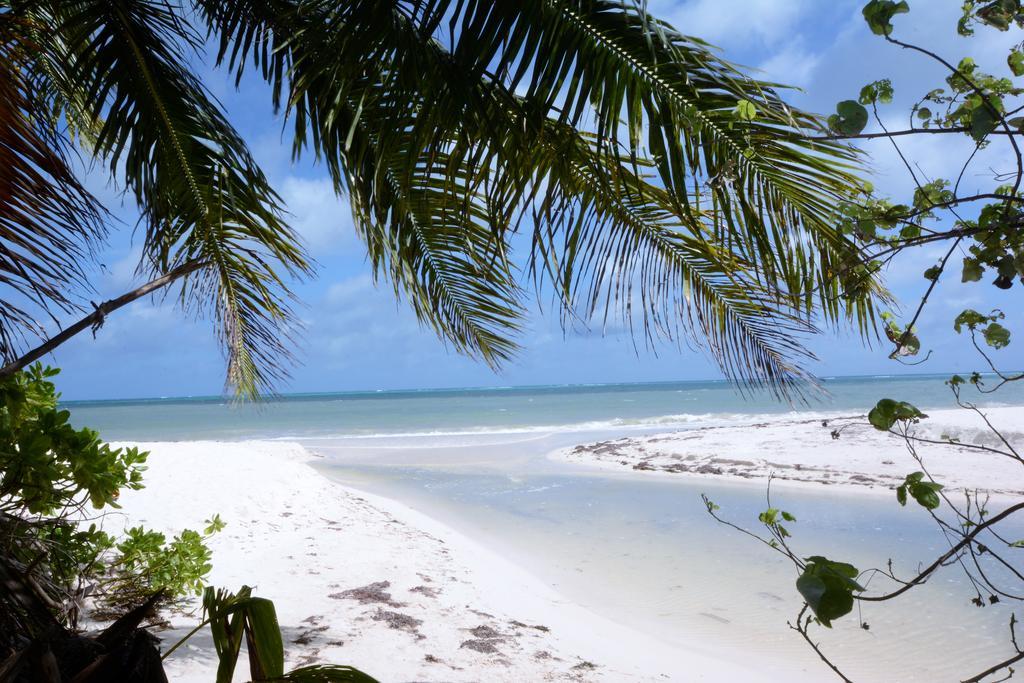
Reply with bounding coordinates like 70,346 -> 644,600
48,1 -> 1024,399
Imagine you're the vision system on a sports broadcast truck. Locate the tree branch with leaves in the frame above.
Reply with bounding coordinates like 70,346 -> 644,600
707,2 -> 1024,680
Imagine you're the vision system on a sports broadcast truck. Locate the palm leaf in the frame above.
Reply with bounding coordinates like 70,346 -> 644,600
271,665 -> 380,682
19,0 -> 312,397
196,587 -> 377,683
0,14 -> 106,363
198,0 -> 878,395
533,127 -> 822,394
341,118 -> 524,366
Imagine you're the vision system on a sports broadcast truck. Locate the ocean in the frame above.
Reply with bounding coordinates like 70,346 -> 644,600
63,373 -> 1024,441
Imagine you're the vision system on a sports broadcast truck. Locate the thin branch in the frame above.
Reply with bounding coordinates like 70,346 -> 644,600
894,237 -> 961,353
858,502 -> 1024,602
963,651 -> 1024,683
789,605 -> 855,683
0,260 -> 203,379
805,127 -> 1019,141
884,35 -> 1023,199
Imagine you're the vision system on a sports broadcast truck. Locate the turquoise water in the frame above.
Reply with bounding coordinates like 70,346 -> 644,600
321,453 -> 1024,681
304,417 -> 1024,682
64,374 -> 1024,441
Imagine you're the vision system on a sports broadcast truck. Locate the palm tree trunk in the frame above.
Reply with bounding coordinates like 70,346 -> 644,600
0,260 -> 204,380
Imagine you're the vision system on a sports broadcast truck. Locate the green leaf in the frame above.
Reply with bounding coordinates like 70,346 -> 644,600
948,57 -> 980,93
895,473 -> 944,510
859,79 -> 894,105
977,0 -> 1024,30
868,399 -> 926,430
900,223 -> 921,240
954,309 -> 991,332
863,0 -> 910,36
829,100 -> 870,135
279,665 -> 380,682
882,314 -> 920,357
917,107 -> 932,120
983,322 -> 1011,348
912,179 -> 952,211
923,265 -> 942,281
204,514 -> 226,535
735,99 -> 758,121
962,258 -> 984,282
244,598 -> 286,679
971,104 -> 999,141
194,588 -> 379,681
999,255 -> 1019,279
909,480 -> 943,509
796,557 -> 864,627
1010,49 -> 1024,76
892,329 -> 920,357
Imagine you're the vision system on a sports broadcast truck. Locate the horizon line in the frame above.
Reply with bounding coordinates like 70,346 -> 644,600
60,370 -> 982,406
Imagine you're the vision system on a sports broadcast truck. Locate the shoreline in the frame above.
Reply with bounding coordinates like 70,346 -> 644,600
108,440 -> 781,682
102,405 -> 1024,680
549,407 -> 1024,499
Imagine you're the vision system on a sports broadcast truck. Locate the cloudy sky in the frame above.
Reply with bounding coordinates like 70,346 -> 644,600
48,1 -> 1024,399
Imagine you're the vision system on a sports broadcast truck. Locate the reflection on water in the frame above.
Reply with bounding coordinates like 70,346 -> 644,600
311,431 -> 1023,683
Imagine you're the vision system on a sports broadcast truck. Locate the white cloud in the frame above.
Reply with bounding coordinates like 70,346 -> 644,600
758,42 -> 821,87
99,247 -> 145,291
311,274 -> 418,356
324,274 -> 375,307
279,176 -> 355,251
656,0 -> 813,48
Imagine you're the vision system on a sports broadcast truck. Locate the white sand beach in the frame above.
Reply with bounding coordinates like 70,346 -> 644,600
107,440 -> 779,682
552,406 -> 1024,497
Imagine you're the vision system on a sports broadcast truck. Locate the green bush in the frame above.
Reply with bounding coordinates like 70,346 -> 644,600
0,364 -> 221,649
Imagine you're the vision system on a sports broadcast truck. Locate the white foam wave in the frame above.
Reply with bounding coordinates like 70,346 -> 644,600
280,410 -> 815,442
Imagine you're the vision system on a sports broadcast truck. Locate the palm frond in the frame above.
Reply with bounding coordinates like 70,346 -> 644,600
199,1 -> 528,365
531,126 -> 821,394
197,0 -> 877,395
436,0 -> 877,322
195,586 -> 379,683
330,100 -> 524,365
0,15 -> 106,363
23,0 -> 312,397
274,665 -> 380,682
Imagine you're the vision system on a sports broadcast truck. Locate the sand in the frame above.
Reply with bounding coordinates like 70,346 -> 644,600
551,406 -> 1024,498
104,440 -> 770,682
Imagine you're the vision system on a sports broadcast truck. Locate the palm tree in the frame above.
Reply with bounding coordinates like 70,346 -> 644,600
0,0 -> 882,399
0,2 -> 885,678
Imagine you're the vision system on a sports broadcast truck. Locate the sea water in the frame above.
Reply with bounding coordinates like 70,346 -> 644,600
64,373 -> 1024,442
65,374 -> 1024,681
